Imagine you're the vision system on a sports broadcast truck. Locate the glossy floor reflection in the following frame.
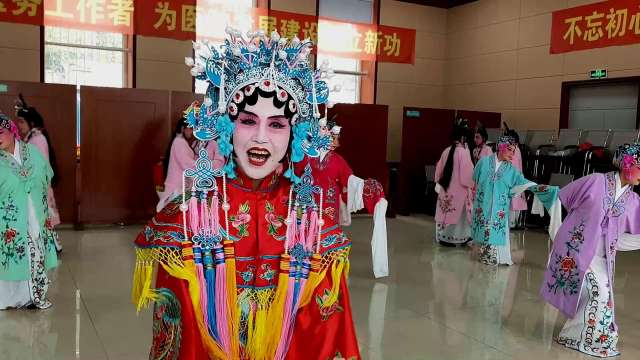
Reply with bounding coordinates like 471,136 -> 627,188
2,216 -> 640,359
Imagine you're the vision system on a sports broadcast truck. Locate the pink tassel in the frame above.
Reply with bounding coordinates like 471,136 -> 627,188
306,211 -> 318,251
210,195 -> 219,233
274,276 -> 298,360
195,261 -> 209,329
298,211 -> 308,247
278,272 -> 309,359
189,196 -> 200,235
201,200 -> 210,234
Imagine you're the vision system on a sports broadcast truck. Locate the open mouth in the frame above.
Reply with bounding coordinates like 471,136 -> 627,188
247,147 -> 271,167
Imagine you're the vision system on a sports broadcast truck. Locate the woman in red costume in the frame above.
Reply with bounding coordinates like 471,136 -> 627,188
302,116 -> 352,226
132,28 -> 360,360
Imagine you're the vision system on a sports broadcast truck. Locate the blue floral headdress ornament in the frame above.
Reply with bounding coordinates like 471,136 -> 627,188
497,135 -> 517,146
613,143 -> 640,169
184,27 -> 333,183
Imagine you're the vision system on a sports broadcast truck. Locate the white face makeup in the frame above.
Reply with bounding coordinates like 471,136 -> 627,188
0,128 -> 16,153
498,144 -> 516,162
624,164 -> 640,186
232,94 -> 291,180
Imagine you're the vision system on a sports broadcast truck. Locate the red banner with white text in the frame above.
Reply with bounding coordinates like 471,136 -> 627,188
551,0 -> 640,54
0,0 -> 44,26
0,0 -> 416,63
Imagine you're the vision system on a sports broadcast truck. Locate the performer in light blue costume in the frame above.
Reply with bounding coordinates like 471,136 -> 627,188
0,112 -> 58,309
472,135 -> 559,265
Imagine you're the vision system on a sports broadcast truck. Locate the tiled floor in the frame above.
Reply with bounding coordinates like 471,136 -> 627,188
2,215 -> 640,359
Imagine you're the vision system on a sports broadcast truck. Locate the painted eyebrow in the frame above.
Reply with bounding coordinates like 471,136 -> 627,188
241,110 -> 286,121
240,110 -> 258,117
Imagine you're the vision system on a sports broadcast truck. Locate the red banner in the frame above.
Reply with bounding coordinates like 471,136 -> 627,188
551,0 -> 640,54
43,0 -> 133,33
256,10 -> 416,64
0,0 -> 44,26
0,1 -> 416,63
254,9 -> 319,45
377,25 -> 415,64
135,0 -> 195,41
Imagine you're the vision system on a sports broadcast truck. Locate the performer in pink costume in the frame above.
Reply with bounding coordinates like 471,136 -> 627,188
434,120 -> 474,247
157,105 -> 225,212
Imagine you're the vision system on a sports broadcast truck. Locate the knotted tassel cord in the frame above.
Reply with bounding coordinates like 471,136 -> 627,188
210,192 -> 231,355
204,247 -> 218,340
179,171 -> 226,359
299,189 -> 325,308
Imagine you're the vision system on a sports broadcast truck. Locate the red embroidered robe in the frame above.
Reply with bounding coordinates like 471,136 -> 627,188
135,170 -> 360,360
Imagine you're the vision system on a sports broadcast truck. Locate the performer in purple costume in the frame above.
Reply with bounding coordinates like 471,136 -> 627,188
541,143 -> 640,358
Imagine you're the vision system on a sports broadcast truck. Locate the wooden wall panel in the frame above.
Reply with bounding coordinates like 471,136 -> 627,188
398,107 -> 456,215
0,81 -> 77,224
79,87 -> 170,224
328,104 -> 389,193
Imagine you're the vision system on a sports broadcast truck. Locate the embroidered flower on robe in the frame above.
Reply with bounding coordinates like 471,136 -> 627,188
560,256 -> 576,273
264,201 -> 285,238
4,228 -> 16,244
324,207 -> 336,220
317,288 -> 344,321
231,202 -> 251,238
438,194 -> 456,213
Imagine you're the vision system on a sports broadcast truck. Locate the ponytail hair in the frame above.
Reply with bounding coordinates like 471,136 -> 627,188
438,123 -> 469,191
438,143 -> 457,191
475,127 -> 488,143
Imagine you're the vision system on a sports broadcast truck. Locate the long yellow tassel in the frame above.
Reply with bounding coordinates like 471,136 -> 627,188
132,249 -> 160,312
320,257 -> 346,309
263,256 -> 290,358
163,245 -> 227,360
344,258 -> 351,280
246,289 -> 274,360
298,254 -> 326,308
223,240 -> 240,359
131,258 -> 145,305
246,301 -> 255,355
137,261 -> 159,312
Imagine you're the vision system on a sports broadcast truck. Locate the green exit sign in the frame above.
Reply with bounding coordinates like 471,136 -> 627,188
406,110 -> 421,118
0,84 -> 7,93
590,69 -> 607,79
